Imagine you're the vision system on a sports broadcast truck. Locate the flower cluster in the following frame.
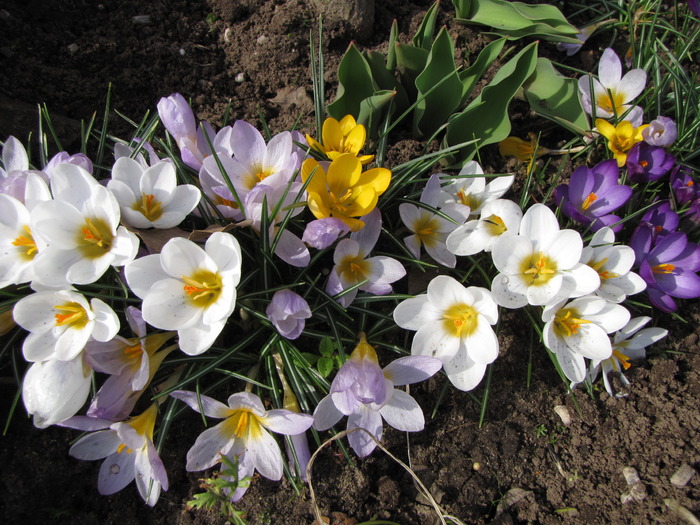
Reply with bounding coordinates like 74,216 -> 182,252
1,21 -> 696,513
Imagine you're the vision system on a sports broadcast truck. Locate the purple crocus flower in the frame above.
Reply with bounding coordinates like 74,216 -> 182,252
554,159 -> 632,232
630,200 -> 681,266
688,0 -> 700,17
670,165 -> 698,206
266,289 -> 312,340
635,231 -> 700,312
625,142 -> 675,183
313,333 -> 442,458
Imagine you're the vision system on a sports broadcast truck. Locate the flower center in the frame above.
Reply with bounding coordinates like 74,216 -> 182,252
442,303 -> 478,338
520,252 -> 557,286
638,160 -> 649,168
596,90 -> 626,115
612,349 -> 632,371
124,343 -> 143,360
413,214 -> 440,247
581,192 -> 598,211
12,225 -> 38,261
224,409 -> 262,440
553,308 -> 591,338
77,217 -> 114,259
338,255 -> 369,284
329,188 -> 354,217
483,214 -> 507,236
182,269 -> 223,308
132,193 -> 164,221
652,263 -> 675,274
54,302 -> 89,329
588,258 -> 619,280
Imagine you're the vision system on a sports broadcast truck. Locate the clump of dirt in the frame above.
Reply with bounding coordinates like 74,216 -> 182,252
1,1 -> 698,524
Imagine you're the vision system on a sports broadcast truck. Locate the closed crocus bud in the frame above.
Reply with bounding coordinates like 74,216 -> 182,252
266,289 -> 312,340
642,116 -> 677,147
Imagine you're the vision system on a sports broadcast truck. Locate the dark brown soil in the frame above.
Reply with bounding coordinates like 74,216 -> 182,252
1,1 -> 699,524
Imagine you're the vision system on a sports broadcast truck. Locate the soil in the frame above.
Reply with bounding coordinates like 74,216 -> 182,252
1,1 -> 699,524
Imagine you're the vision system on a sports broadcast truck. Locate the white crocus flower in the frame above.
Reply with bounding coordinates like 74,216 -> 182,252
22,353 -> 93,428
399,174 -> 470,268
580,227 -> 646,303
446,198 -> 523,256
107,157 -> 201,229
393,275 -> 499,391
587,316 -> 668,397
490,203 -> 600,308
125,232 -> 242,355
13,289 -> 119,362
542,295 -> 631,383
31,164 -> 139,286
438,161 -> 515,217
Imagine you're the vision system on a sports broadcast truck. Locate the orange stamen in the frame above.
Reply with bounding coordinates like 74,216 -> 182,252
652,263 -> 675,274
581,192 -> 598,211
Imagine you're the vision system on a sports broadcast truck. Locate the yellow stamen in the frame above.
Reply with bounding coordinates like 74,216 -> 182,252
581,192 -> 598,211
12,225 -> 37,260
553,309 -> 592,338
124,344 -> 143,360
182,270 -> 223,307
54,302 -> 89,328
77,217 -> 114,259
521,252 -> 557,286
132,193 -> 164,221
652,263 -> 675,274
442,303 -> 479,338
612,349 -> 632,370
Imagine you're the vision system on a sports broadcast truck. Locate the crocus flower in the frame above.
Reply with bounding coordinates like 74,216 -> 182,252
0,136 -> 50,201
446,198 -> 523,256
490,204 -> 600,308
22,353 -> 93,428
171,390 -> 314,501
266,289 -> 312,340
578,48 -> 646,126
306,115 -> 374,164
326,209 -> 406,307
670,165 -> 698,206
301,217 -> 352,250
157,92 -> 234,171
554,159 -> 632,232
0,191 -> 45,287
393,275 -> 499,391
688,0 -> 700,17
69,403 -> 168,506
586,316 -> 667,397
629,201 -> 680,266
542,295 -> 631,383
313,333 -> 442,457
30,163 -> 140,287
635,231 -> 700,312
399,174 -> 470,268
13,289 -> 119,362
302,154 -> 391,231
596,119 -> 648,167
625,142 -> 675,183
580,227 -> 646,304
107,157 -> 201,229
642,116 -> 677,147
437,161 -> 514,217
125,232 -> 242,355
556,21 -> 609,56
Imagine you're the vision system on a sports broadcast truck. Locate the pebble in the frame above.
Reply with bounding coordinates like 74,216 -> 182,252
235,72 -> 246,83
67,43 -> 79,54
621,466 -> 647,503
132,15 -> 152,25
224,27 -> 232,43
671,463 -> 696,488
257,34 -> 268,45
554,405 -> 572,426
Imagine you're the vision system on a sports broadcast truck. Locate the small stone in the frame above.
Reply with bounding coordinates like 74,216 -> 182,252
621,466 -> 647,503
67,43 -> 79,54
179,48 -> 186,56
0,9 -> 11,21
224,27 -> 232,43
132,15 -> 152,25
257,34 -> 268,45
235,72 -> 246,83
472,462 -> 482,471
671,463 -> 696,488
622,466 -> 640,485
554,405 -> 572,426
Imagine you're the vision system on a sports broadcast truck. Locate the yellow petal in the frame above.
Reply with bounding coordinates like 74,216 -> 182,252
327,154 -> 362,195
322,118 -> 343,151
338,115 -> 358,136
595,118 -> 615,140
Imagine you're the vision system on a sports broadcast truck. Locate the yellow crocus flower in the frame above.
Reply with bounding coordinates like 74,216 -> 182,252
305,115 -> 375,164
595,119 -> 648,167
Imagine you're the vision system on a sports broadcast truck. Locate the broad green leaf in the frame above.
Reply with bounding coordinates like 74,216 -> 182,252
395,42 -> 429,100
443,41 -> 538,164
523,58 -> 589,135
358,90 -> 397,140
319,336 -> 335,357
458,36 -> 506,105
327,43 -> 376,120
413,0 -> 441,50
364,50 -> 409,113
453,0 -> 580,43
317,356 -> 334,378
413,27 -> 463,137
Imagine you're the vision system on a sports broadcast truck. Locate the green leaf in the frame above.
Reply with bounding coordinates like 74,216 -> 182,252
319,336 -> 335,357
458,36 -> 506,106
443,41 -> 539,164
327,43 -> 376,120
412,0 -> 441,50
358,90 -> 397,140
523,58 -> 589,135
317,356 -> 334,378
413,27 -> 464,137
395,42 -> 429,100
452,0 -> 581,43
364,50 -> 409,113
299,352 -> 319,366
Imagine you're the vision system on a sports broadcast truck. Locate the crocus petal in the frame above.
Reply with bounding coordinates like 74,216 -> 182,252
443,350 -> 487,391
347,405 -> 383,458
69,430 -> 121,460
411,321 -> 460,361
313,395 -> 344,431
185,421 -> 235,471
260,410 -> 314,435
378,389 -> 424,432
98,452 -> 136,495
382,356 -> 442,386
170,390 -> 232,418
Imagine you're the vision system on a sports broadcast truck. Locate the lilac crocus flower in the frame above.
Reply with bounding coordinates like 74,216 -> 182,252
554,159 -> 632,232
68,404 -> 168,506
642,116 -> 677,147
266,289 -> 312,340
326,209 -> 406,307
302,217 -> 352,249
670,165 -> 698,206
630,201 -> 680,266
635,231 -> 700,312
625,142 -> 675,183
313,333 -> 442,458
